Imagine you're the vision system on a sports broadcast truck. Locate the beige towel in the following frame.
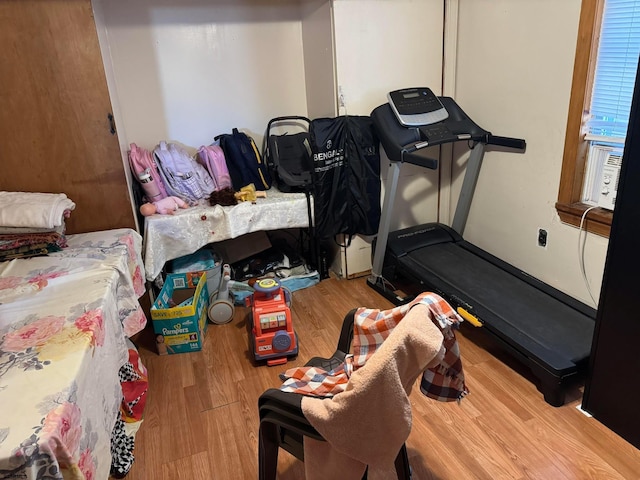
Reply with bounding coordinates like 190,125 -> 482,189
0,191 -> 75,229
301,303 -> 445,479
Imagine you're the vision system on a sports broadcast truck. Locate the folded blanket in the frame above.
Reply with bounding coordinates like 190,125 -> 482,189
0,191 -> 75,229
0,224 -> 65,235
0,232 -> 67,251
0,244 -> 62,261
300,303 -> 446,479
0,232 -> 67,261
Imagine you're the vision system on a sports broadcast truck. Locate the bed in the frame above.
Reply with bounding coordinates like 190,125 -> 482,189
142,188 -> 311,282
0,228 -> 147,480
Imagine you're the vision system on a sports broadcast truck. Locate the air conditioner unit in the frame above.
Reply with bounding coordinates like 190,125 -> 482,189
596,152 -> 622,210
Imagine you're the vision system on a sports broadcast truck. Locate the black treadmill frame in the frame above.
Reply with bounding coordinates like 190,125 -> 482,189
367,96 -> 596,406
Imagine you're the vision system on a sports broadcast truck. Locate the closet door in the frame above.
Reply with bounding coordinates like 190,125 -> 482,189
582,61 -> 640,450
0,0 -> 135,234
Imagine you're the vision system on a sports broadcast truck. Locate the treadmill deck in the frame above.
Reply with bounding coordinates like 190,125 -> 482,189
399,242 -> 595,375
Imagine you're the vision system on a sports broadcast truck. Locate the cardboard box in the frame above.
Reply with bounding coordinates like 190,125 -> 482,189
151,272 -> 209,355
330,234 -> 373,279
168,249 -> 221,301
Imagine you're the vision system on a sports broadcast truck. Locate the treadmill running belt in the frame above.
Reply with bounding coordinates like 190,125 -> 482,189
400,242 -> 595,373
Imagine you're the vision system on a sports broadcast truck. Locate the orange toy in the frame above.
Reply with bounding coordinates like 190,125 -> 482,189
246,278 -> 298,366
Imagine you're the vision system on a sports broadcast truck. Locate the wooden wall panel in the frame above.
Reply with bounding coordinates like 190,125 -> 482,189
0,0 -> 135,234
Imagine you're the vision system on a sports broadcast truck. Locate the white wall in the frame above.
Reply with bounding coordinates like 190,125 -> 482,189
452,0 -> 608,306
332,0 -> 444,231
301,0 -> 337,119
96,0 -> 308,153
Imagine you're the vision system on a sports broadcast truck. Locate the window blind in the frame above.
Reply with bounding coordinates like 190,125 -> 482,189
585,0 -> 640,142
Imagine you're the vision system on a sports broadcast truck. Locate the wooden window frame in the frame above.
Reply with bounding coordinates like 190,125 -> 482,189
556,0 -> 613,237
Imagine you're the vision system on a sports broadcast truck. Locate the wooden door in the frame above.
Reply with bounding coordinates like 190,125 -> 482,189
0,0 -> 135,234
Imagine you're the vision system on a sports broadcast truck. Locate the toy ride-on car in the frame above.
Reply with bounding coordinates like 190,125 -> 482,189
246,278 -> 298,366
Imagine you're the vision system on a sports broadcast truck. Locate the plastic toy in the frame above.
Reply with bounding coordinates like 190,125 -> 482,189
208,264 -> 235,324
246,277 -> 298,366
234,183 -> 267,203
140,196 -> 189,216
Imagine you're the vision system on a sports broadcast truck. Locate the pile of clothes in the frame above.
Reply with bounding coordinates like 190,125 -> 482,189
0,191 -> 75,261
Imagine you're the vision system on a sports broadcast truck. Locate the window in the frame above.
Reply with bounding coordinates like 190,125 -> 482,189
556,0 -> 640,236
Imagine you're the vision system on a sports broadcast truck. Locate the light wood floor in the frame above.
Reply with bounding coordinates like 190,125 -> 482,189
125,276 -> 640,479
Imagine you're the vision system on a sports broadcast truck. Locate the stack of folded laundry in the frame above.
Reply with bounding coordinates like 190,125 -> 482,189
0,191 -> 75,261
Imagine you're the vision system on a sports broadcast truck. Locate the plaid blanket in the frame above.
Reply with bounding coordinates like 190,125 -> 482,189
280,292 -> 469,402
111,345 -> 148,478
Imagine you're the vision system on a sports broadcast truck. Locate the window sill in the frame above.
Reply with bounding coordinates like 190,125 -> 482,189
555,201 -> 612,237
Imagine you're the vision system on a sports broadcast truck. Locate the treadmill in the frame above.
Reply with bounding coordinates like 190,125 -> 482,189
368,91 -> 596,407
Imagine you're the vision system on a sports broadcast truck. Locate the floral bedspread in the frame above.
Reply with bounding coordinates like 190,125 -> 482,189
0,228 -> 147,479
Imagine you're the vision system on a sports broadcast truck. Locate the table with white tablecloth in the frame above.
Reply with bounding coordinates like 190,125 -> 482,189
0,229 -> 146,480
142,189 -> 312,281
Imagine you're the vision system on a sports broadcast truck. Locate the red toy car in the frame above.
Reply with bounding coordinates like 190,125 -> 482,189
246,278 -> 298,366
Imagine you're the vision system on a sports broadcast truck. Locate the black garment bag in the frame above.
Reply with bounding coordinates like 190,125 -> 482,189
310,115 -> 381,243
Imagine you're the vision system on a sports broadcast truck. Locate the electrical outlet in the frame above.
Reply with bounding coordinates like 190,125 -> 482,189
537,228 -> 547,248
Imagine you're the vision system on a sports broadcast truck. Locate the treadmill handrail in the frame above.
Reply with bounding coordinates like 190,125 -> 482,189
486,135 -> 526,151
371,97 -> 527,159
400,145 -> 439,170
406,133 -> 526,153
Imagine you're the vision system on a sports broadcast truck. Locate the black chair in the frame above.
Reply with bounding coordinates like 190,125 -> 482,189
257,308 -> 412,480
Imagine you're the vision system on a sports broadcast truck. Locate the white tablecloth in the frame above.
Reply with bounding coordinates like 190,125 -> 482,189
143,189 -> 311,281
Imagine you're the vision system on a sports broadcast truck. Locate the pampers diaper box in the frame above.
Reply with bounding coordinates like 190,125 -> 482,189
151,272 -> 209,355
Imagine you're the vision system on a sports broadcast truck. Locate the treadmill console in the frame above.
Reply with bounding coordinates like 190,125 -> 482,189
420,124 -> 454,143
388,87 -> 449,127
